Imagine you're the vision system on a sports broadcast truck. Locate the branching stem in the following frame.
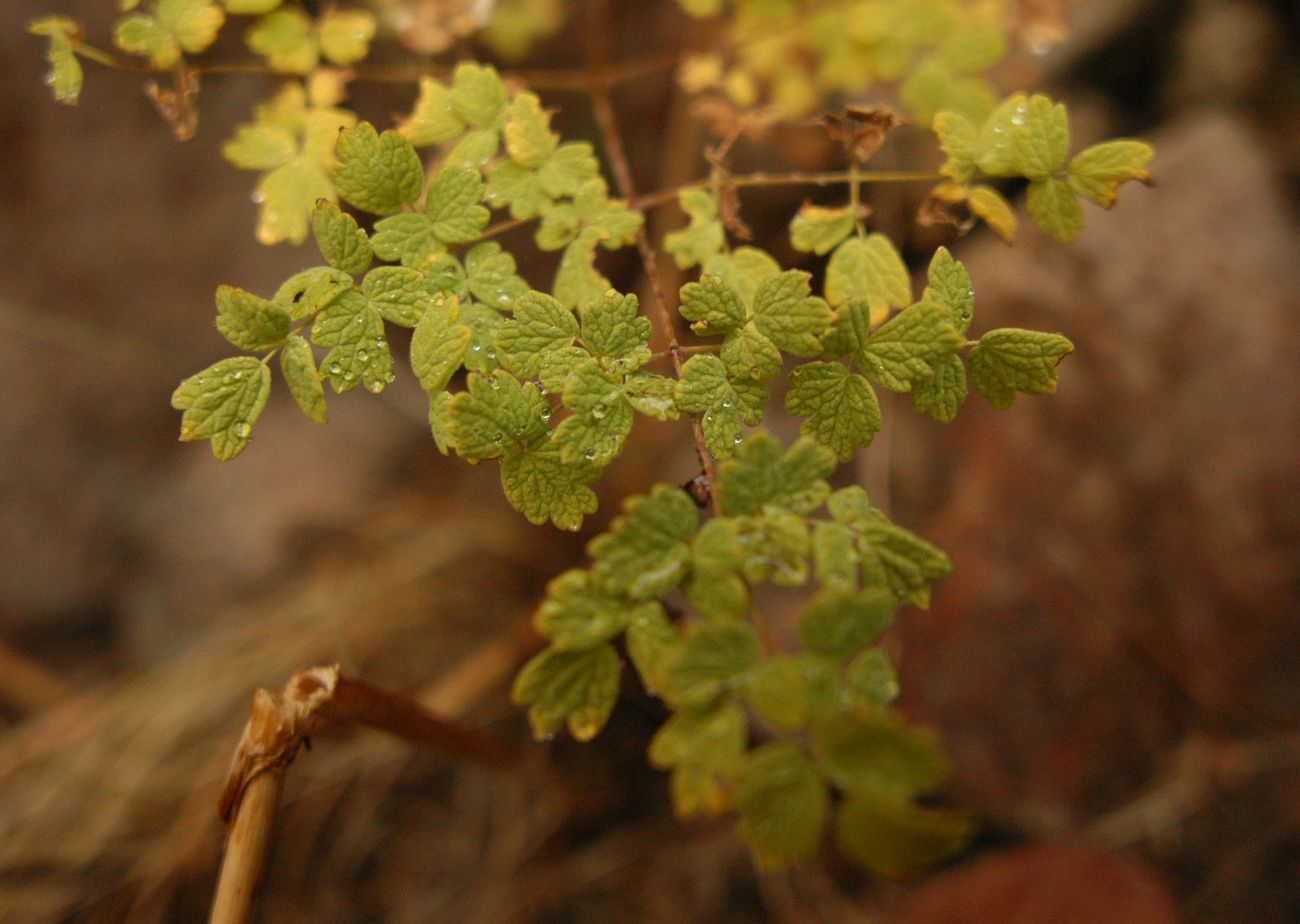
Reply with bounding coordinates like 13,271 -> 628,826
584,0 -> 721,513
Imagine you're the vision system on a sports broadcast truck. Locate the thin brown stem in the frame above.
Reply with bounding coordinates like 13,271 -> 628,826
648,343 -> 719,364
631,169 -> 943,211
584,0 -> 721,512
73,43 -> 676,92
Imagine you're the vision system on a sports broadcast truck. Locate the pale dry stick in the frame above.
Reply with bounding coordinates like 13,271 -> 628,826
210,664 -> 535,924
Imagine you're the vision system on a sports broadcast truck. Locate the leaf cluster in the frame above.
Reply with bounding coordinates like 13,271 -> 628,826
514,433 -> 971,874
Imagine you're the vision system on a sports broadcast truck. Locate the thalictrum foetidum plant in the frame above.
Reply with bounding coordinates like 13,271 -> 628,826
33,0 -> 1153,876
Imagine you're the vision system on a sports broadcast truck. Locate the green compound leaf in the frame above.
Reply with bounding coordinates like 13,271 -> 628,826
790,204 -> 856,256
744,654 -> 839,732
626,605 -> 679,695
553,360 -> 633,466
580,291 -> 652,373
735,511 -> 811,587
968,327 -> 1074,409
649,700 -> 748,818
922,247 -> 973,333
830,487 -> 952,607
333,122 -> 424,216
679,275 -> 746,336
933,111 -> 978,184
751,270 -> 832,357
824,234 -> 912,324
845,649 -> 900,706
664,188 -> 725,269
785,362 -> 882,461
718,432 -> 836,517
663,622 -> 760,706
512,643 -> 621,741
538,344 -> 593,394
222,83 -> 356,246
813,520 -> 858,593
799,589 -> 895,660
976,93 -> 1069,180
171,356 -> 271,460
279,334 -> 326,424
675,355 -> 767,459
501,436 -> 600,531
552,233 -> 613,312
966,184 -> 1018,242
398,75 -> 464,147
370,213 -> 439,268
464,242 -> 528,310
735,742 -> 829,866
445,370 -> 548,461
835,791 -> 971,879
821,300 -> 872,360
425,166 -> 490,243
589,485 -> 698,600
445,128 -> 501,171
450,62 -> 508,129
311,200 -> 372,274
30,17 -> 83,105
721,325 -> 783,382
1026,177 -> 1084,242
495,291 -> 579,378
310,290 -> 394,394
486,142 -> 599,220
115,0 -> 224,68
910,352 -> 968,423
683,517 -> 750,620
361,266 -> 429,327
245,8 -> 315,73
273,266 -> 353,320
858,301 -> 964,392
812,708 -> 949,798
410,295 -> 471,393
1067,140 -> 1154,208
316,7 -> 375,66
536,569 -> 663,650
536,178 -> 642,251
703,247 -> 780,308
214,285 -> 290,352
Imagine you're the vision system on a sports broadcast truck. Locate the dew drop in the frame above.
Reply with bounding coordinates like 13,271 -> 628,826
343,370 -> 356,382
591,405 -> 606,420
584,448 -> 597,461
367,380 -> 384,394
486,349 -> 497,361
329,362 -> 343,375
357,349 -> 370,362
721,397 -> 733,408
733,433 -> 742,445
233,421 -> 252,438
471,343 -> 483,352
232,370 -> 244,380
540,407 -> 552,421
488,376 -> 501,389
492,431 -> 505,443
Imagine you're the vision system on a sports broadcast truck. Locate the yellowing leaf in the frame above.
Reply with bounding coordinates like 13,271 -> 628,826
789,204 -> 855,255
115,0 -> 224,68
824,234 -> 911,325
968,327 -> 1073,409
966,183 -> 1018,242
735,742 -> 828,866
1067,140 -> 1154,208
30,17 -> 83,105
171,356 -> 271,460
976,92 -> 1069,180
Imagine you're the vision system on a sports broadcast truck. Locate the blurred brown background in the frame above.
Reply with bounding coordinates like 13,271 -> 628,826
0,1 -> 1297,921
